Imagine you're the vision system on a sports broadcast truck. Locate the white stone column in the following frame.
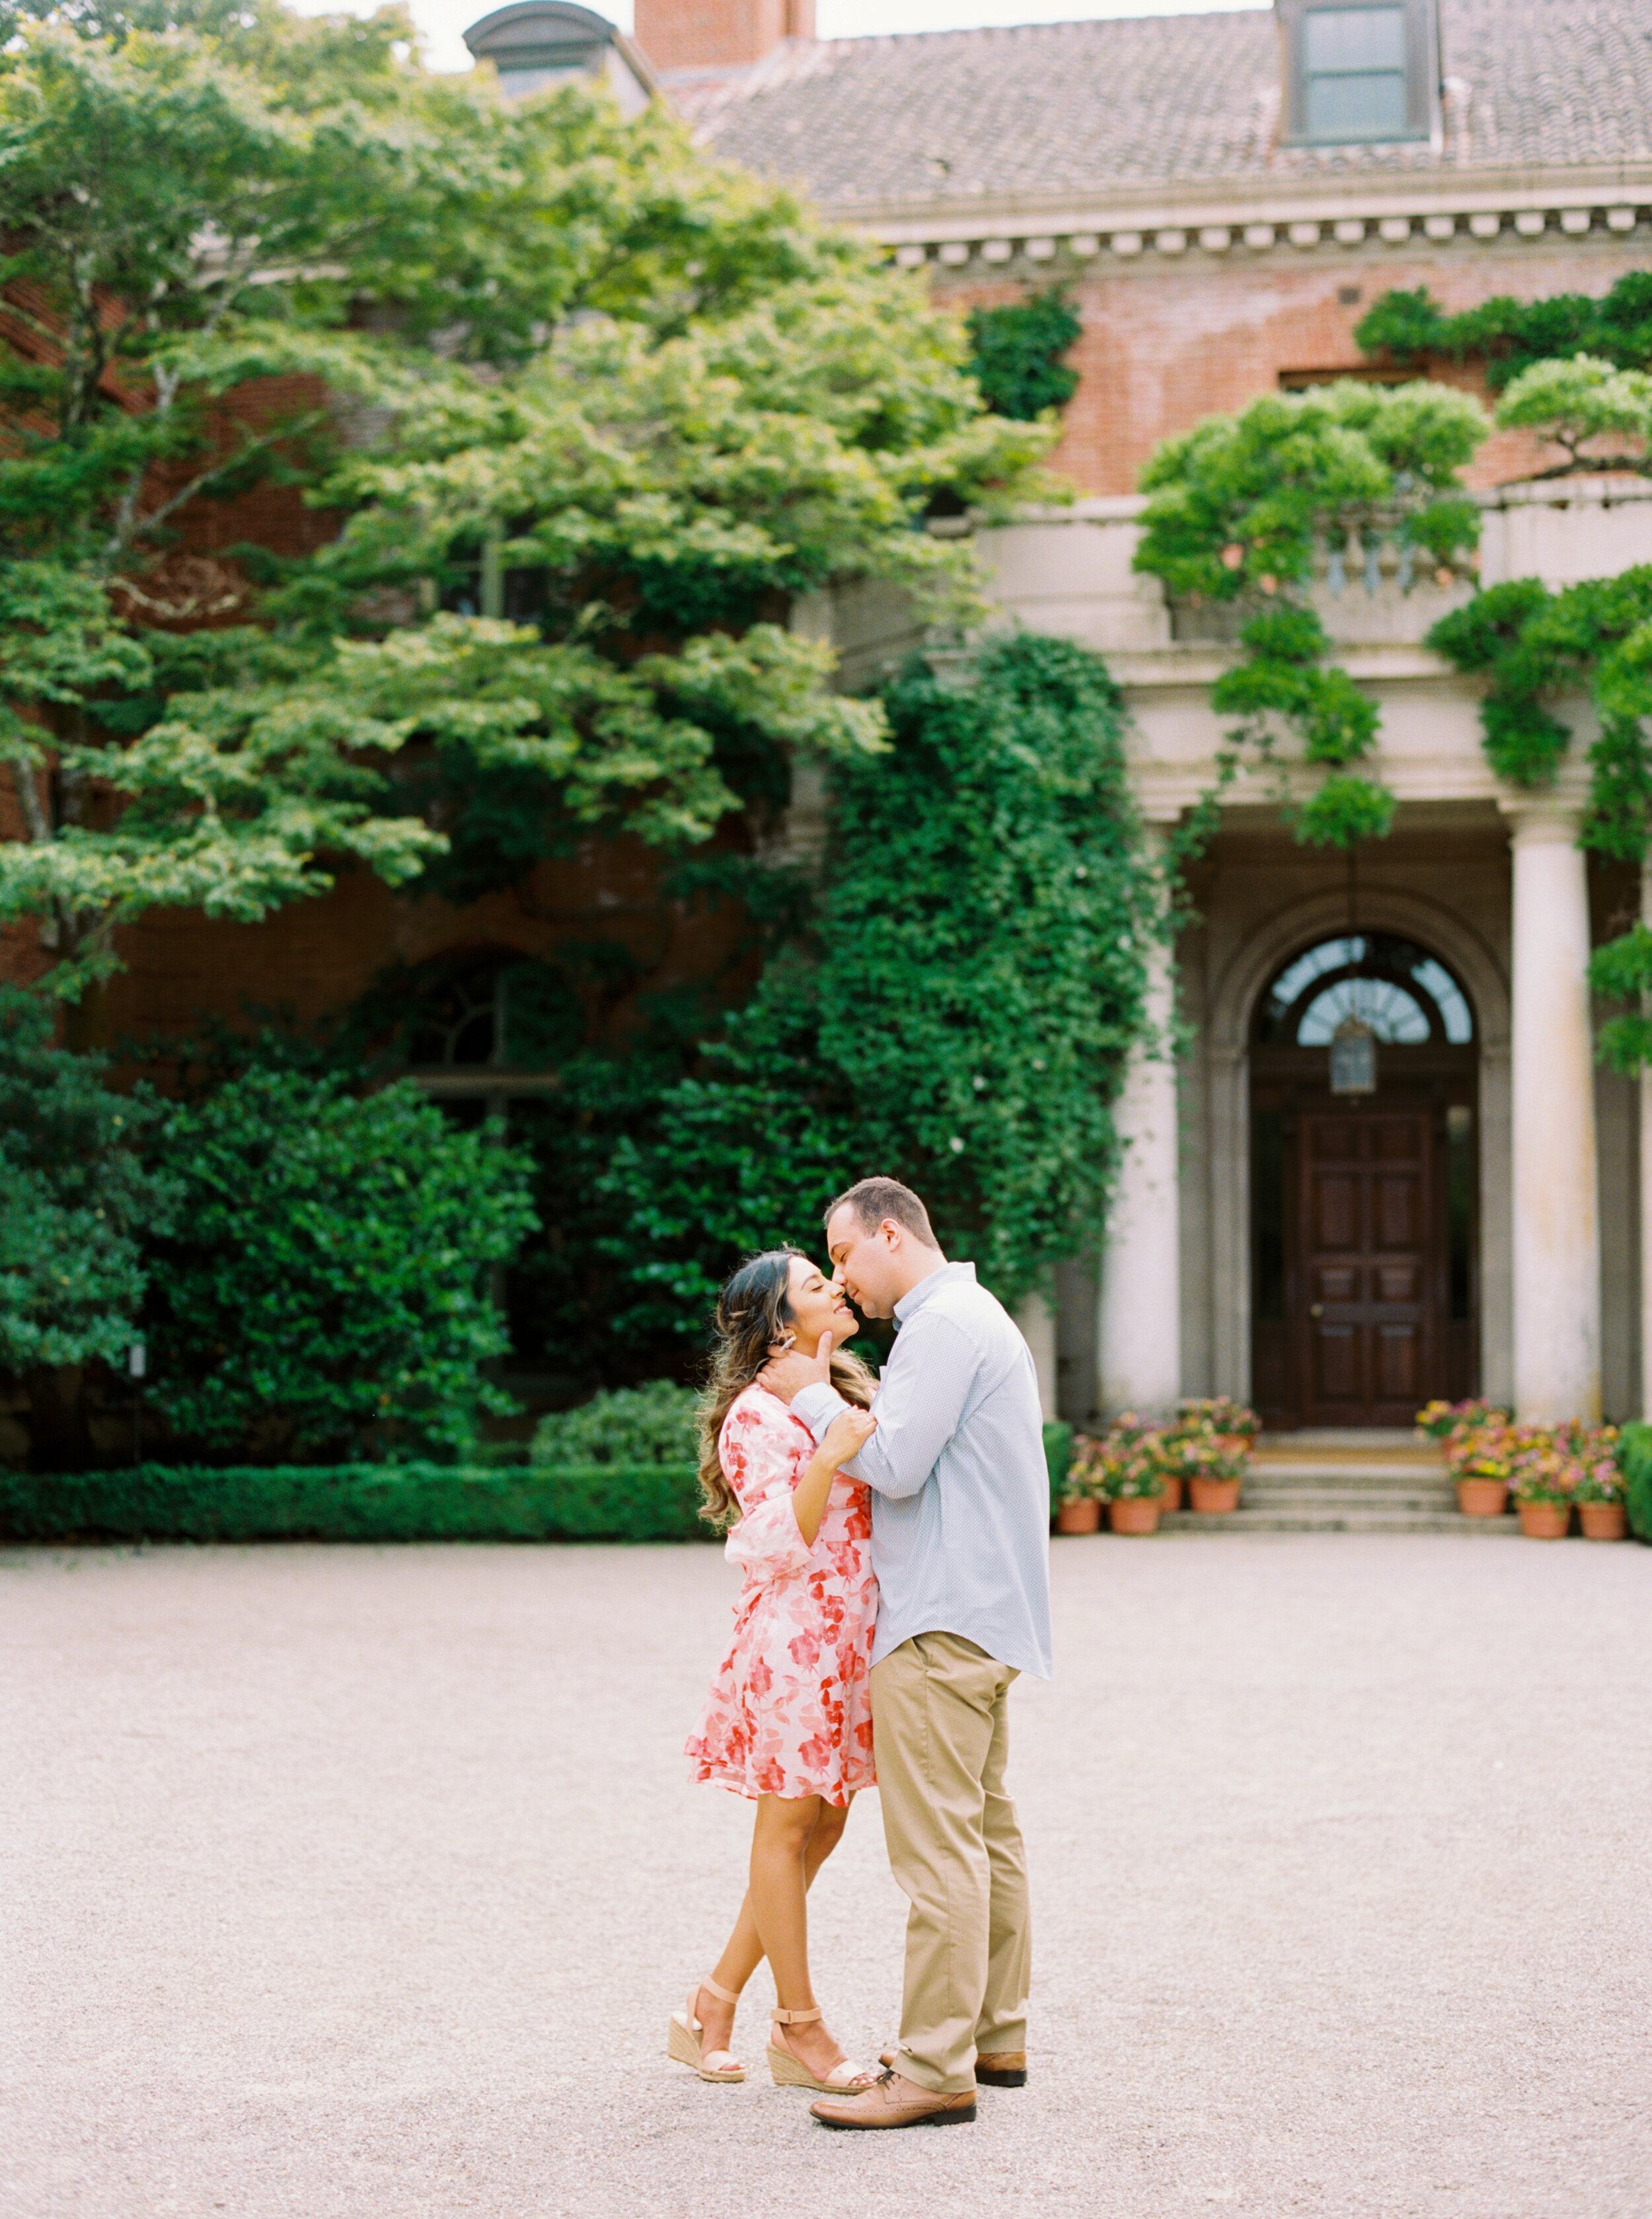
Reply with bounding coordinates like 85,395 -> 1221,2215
1505,800 -> 1601,1422
1097,844 -> 1181,1418
1015,1293 -> 1058,1421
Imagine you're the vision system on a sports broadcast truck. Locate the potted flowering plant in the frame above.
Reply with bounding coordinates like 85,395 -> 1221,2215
1567,1423 -> 1626,1541
1056,1433 -> 1105,1533
1166,1398 -> 1259,1509
1431,1402 -> 1516,1517
1093,1415 -> 1168,1535
1509,1425 -> 1577,1538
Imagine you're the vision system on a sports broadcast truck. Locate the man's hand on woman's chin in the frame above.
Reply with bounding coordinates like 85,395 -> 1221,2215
759,1333 -> 835,1404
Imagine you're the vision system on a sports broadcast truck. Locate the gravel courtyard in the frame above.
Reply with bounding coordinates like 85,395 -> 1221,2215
4,1532 -> 1649,2219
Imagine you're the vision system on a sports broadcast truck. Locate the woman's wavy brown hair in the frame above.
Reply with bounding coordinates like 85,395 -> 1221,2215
696,1246 -> 876,1526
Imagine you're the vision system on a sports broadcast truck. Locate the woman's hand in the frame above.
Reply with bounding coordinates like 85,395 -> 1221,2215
820,1406 -> 878,1470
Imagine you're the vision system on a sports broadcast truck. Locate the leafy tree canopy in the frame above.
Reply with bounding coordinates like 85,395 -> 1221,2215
1493,355 -> 1652,476
1133,379 -> 1487,846
0,0 -> 1057,996
1355,272 -> 1652,391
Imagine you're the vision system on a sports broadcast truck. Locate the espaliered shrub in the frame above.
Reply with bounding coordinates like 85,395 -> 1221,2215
0,1460 -> 708,1545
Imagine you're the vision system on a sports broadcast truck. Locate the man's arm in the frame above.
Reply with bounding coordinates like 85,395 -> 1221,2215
791,1311 -> 977,1501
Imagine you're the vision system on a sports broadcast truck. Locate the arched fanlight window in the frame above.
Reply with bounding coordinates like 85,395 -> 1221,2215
1256,934 -> 1475,1047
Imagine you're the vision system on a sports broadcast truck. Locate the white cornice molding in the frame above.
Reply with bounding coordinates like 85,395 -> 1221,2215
848,165 -> 1652,266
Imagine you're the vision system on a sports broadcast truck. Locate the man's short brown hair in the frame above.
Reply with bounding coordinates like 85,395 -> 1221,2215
825,1177 -> 936,1246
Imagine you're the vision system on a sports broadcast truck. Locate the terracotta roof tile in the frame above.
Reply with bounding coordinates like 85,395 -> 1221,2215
681,3 -> 1652,208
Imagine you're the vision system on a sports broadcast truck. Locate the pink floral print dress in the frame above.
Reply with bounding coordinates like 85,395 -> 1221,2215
685,1382 -> 877,1807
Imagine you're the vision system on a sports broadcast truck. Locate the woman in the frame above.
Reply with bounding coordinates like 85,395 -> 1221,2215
669,1247 -> 880,2095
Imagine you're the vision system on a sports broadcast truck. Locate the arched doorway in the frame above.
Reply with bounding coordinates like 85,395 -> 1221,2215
1250,932 -> 1478,1429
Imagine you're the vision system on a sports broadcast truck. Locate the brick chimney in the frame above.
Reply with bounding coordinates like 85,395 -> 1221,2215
632,0 -> 814,74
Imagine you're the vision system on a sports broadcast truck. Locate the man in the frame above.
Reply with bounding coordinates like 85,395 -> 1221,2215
760,1176 -> 1052,2130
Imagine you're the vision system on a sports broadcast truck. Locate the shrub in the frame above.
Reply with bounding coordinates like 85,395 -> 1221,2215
1618,1422 -> 1652,1540
1042,1420 -> 1074,1513
143,1070 -> 538,1461
0,987 -> 176,1380
0,1460 -> 708,1544
530,1379 -> 701,1468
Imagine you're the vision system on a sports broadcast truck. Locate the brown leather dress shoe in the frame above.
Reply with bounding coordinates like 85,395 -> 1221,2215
811,2068 -> 976,2130
878,2047 -> 1027,2087
975,2050 -> 1028,2087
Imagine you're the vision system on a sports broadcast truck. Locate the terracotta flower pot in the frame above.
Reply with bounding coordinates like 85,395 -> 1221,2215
1156,1475 -> 1183,1513
1579,1501 -> 1628,1541
1456,1477 -> 1509,1518
1189,1476 -> 1242,1515
1055,1497 -> 1101,1534
1516,1499 -> 1569,1539
1108,1497 -> 1162,1536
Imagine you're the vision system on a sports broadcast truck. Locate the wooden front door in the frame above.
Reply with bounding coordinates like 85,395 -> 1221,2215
1296,1104 -> 1437,1427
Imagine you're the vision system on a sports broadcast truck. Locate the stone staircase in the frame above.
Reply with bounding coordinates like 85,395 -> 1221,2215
1156,1430 -> 1517,1536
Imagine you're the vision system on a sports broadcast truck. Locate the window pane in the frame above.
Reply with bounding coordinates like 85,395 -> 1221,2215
1296,977 -> 1431,1045
1304,5 -> 1407,71
1306,69 -> 1409,138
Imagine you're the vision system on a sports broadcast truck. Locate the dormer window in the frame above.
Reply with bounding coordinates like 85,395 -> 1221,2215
1277,0 -> 1439,146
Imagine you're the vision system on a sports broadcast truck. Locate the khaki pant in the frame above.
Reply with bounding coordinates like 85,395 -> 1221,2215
870,1631 -> 1030,2094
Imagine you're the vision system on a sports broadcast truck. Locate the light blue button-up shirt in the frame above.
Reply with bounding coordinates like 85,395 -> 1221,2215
792,1261 -> 1053,1679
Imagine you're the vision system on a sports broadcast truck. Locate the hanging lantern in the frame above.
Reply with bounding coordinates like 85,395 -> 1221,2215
1330,1013 -> 1377,1096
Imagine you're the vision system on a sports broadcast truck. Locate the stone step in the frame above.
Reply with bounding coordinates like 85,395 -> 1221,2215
1157,1507 -> 1515,1536
1248,1465 -> 1452,1489
1242,1491 -> 1458,1513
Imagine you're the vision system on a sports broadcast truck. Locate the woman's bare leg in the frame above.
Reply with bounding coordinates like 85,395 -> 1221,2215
694,1797 -> 852,2068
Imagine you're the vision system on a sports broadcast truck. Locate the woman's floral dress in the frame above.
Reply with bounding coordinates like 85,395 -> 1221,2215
686,1382 -> 877,1807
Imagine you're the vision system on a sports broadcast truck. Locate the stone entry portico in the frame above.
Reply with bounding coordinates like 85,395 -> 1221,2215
969,480 -> 1651,1429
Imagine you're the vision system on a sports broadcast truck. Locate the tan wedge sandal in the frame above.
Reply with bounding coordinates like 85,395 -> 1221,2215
667,1975 -> 746,2083
767,2004 -> 872,2095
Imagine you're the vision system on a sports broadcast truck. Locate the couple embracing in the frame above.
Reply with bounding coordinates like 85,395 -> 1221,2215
668,1176 -> 1053,2131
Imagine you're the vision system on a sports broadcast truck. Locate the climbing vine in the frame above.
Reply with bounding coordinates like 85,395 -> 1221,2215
1429,571 -> 1652,1065
1356,271 -> 1652,391
1132,379 -> 1487,848
965,285 -> 1082,422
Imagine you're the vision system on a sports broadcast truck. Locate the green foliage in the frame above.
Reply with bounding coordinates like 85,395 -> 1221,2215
596,1074 -> 863,1340
0,5 -> 1059,994
1618,1422 -> 1652,1541
1494,355 -> 1652,475
600,634 -> 1156,1328
1427,566 -> 1652,827
142,1069 -> 537,1458
1432,567 -> 1652,1069
1134,380 -> 1487,849
1042,1420 -> 1074,1517
965,285 -> 1082,421
0,1460 -> 709,1542
1135,379 -> 1485,605
529,1379 -> 700,1468
1356,272 -> 1652,391
0,985 -> 176,1372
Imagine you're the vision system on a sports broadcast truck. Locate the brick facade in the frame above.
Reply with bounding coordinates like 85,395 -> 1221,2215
935,228 -> 1645,498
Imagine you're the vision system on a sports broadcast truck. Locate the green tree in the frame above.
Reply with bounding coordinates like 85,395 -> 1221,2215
1355,272 -> 1652,392
0,984 -> 178,1468
1491,354 -> 1652,476
599,634 -> 1157,1334
1132,379 -> 1487,846
0,4 -> 1057,1002
143,1069 -> 537,1460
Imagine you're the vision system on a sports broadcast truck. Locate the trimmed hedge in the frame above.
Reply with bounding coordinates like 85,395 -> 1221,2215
3,1426 -> 1082,1544
1618,1422 -> 1652,1543
1042,1421 -> 1074,1516
0,1462 -> 709,1546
